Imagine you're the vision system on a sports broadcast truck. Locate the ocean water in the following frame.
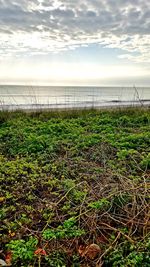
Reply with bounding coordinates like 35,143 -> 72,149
0,85 -> 150,110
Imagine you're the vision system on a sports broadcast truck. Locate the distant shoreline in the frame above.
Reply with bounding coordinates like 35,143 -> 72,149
1,86 -> 150,111
0,99 -> 150,112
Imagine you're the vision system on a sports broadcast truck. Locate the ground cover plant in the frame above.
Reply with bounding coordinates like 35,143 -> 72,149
0,107 -> 150,266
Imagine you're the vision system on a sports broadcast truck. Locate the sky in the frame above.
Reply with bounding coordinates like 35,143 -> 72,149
0,0 -> 150,86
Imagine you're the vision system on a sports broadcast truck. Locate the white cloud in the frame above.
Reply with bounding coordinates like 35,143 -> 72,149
0,0 -> 150,63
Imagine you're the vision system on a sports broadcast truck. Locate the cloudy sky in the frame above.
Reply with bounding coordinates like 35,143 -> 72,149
0,0 -> 150,85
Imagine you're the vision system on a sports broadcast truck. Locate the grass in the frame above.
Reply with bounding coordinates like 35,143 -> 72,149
0,107 -> 150,266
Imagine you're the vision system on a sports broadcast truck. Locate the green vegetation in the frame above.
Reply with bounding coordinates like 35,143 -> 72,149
0,107 -> 150,266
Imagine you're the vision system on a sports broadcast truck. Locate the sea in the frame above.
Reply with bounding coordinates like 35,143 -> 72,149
0,85 -> 150,110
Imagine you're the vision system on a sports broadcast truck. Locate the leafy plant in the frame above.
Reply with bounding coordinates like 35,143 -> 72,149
104,239 -> 150,267
7,236 -> 38,262
45,251 -> 67,267
43,217 -> 85,240
1,108 -> 150,266
140,153 -> 150,169
88,198 -> 110,210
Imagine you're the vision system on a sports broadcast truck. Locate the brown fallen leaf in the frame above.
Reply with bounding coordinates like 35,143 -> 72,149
5,251 -> 12,266
34,248 -> 47,256
78,245 -> 86,257
79,243 -> 101,259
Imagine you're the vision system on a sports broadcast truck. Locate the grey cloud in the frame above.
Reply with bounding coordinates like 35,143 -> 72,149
86,10 -> 97,17
51,8 -> 75,18
0,0 -> 149,34
0,0 -> 149,62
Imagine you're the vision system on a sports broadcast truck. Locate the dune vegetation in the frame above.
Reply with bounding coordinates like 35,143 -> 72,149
0,107 -> 150,266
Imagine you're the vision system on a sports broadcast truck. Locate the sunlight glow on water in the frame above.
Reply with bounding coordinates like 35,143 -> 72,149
0,86 -> 150,110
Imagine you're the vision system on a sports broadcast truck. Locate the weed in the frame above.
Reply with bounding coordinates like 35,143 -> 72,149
88,198 -> 110,210
1,108 -> 150,266
43,217 -> 85,240
7,237 -> 38,262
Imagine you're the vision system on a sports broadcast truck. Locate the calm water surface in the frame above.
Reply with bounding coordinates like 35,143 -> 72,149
0,86 -> 150,110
